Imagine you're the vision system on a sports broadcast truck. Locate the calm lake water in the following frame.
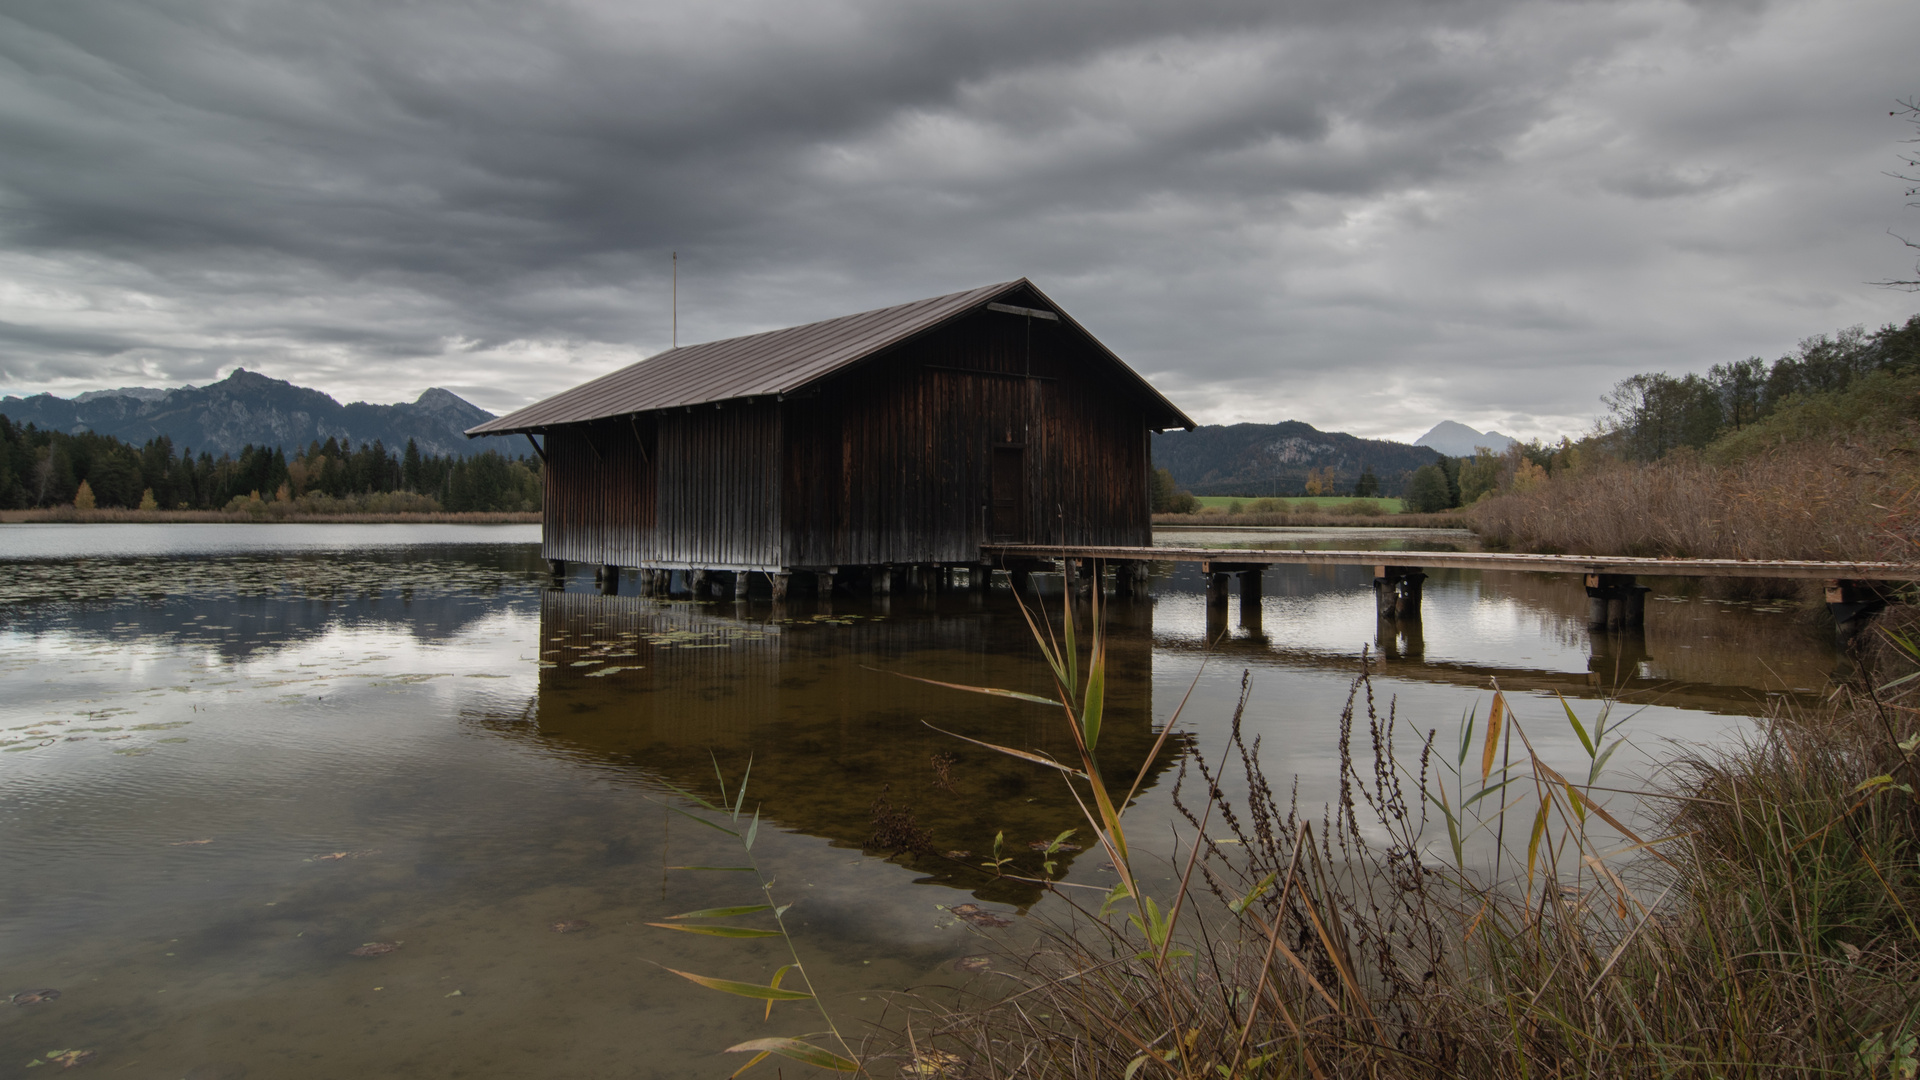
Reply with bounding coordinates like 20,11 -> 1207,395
0,524 -> 1844,1077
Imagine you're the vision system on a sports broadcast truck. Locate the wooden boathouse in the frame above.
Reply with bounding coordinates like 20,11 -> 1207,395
467,279 -> 1194,597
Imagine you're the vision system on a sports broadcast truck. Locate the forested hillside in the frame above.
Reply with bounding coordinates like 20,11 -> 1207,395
1151,420 -> 1440,496
0,418 -> 540,514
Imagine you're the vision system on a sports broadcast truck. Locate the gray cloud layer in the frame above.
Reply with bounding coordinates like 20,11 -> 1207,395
1,0 -> 1915,439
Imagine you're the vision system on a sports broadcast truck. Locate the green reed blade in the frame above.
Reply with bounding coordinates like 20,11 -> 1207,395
668,805 -> 739,836
872,667 -> 1062,708
647,923 -> 782,938
666,904 -> 772,919
1558,693 -> 1596,758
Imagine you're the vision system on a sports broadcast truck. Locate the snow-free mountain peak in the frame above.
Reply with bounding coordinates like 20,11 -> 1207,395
1413,420 -> 1515,457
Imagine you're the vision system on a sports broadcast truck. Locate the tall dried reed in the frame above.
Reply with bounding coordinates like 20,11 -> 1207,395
1470,440 -> 1917,562
883,647 -> 1920,1079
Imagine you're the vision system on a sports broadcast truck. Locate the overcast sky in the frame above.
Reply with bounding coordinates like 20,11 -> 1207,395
1,0 -> 1915,442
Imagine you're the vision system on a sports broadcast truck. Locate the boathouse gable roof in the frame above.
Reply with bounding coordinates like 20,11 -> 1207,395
466,279 -> 1194,437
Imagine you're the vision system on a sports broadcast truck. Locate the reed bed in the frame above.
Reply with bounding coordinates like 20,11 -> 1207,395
869,590 -> 1920,1080
1470,439 -> 1918,563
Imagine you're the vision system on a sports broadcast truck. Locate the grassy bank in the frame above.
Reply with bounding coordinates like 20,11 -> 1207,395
0,507 -> 539,525
1189,496 -> 1408,514
1154,509 -> 1469,529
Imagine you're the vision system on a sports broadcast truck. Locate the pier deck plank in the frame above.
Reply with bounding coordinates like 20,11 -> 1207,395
983,544 -> 1920,581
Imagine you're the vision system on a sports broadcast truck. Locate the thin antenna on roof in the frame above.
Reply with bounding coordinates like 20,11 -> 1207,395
672,251 -> 677,349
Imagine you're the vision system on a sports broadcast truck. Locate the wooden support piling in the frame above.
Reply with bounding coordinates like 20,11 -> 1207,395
1585,574 -> 1647,631
1827,579 -> 1890,649
599,564 -> 620,596
1373,565 -> 1425,621
1239,569 -> 1262,625
871,566 -> 892,596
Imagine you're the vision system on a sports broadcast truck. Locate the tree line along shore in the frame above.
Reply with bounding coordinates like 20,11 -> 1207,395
1152,312 -> 1920,562
0,416 -> 541,517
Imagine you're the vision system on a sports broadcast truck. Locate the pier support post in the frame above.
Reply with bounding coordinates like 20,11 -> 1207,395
549,559 -> 567,584
1113,561 -> 1135,597
1206,571 -> 1231,609
1130,560 -> 1151,595
1585,575 -> 1647,631
969,563 -> 991,593
1373,565 -> 1426,621
1062,559 -> 1082,594
1238,569 -> 1262,627
770,573 -> 791,602
714,571 -> 737,601
598,564 -> 620,596
689,569 -> 709,599
871,566 -> 892,596
1827,579 -> 1889,649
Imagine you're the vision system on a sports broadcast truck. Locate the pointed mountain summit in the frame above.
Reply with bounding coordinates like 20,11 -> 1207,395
1414,420 -> 1515,457
1,370 -> 495,457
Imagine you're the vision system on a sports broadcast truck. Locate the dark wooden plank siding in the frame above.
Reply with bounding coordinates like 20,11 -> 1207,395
541,419 -> 656,566
781,307 -> 1151,567
653,399 -> 782,570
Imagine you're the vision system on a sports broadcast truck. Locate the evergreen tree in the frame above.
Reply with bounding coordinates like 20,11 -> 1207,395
402,438 -> 423,493
1402,464 -> 1453,513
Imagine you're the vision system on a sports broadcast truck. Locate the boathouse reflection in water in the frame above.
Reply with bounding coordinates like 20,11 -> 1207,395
503,589 -> 1176,903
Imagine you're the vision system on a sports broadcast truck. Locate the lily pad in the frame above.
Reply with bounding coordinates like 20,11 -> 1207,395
347,942 -> 401,957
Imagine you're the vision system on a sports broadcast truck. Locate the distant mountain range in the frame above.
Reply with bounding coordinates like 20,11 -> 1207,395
1153,421 -> 1443,497
1413,420 -> 1515,457
0,370 -> 497,458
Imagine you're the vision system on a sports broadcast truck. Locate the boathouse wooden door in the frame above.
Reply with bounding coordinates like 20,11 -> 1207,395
990,445 -> 1025,543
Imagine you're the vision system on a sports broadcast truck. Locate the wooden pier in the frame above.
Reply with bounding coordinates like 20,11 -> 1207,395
984,544 -> 1919,644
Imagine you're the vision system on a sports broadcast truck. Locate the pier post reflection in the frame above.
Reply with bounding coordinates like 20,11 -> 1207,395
1588,627 -> 1651,688
1374,615 -> 1425,662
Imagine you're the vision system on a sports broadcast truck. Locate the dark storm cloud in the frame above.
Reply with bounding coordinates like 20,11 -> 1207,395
0,0 -> 1914,436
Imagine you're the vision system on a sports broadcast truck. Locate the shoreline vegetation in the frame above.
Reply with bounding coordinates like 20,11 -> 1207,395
0,506 -> 539,525
1153,509 -> 1468,529
851,590 -> 1920,1079
0,414 -> 540,515
883,662 -> 1920,1079
1467,314 -> 1920,566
